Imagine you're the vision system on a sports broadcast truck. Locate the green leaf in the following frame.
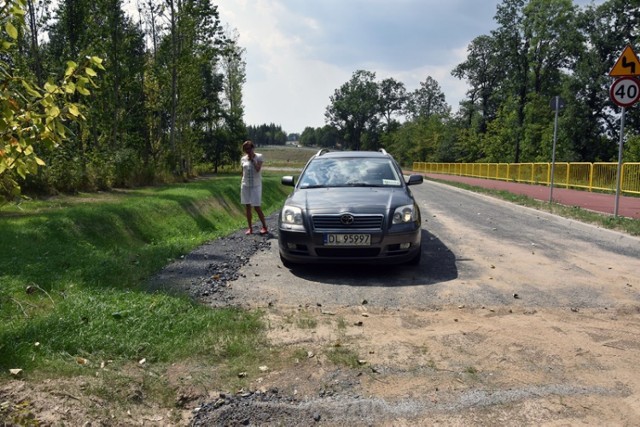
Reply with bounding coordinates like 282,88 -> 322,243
68,104 -> 80,117
56,121 -> 66,137
85,67 -> 97,77
77,87 -> 90,96
65,61 -> 78,77
10,5 -> 26,17
16,164 -> 27,179
5,23 -> 18,40
21,80 -> 41,98
47,105 -> 60,118
64,82 -> 76,94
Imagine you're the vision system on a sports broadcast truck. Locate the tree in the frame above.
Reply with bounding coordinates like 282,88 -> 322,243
378,77 -> 407,129
565,0 -> 640,161
203,30 -> 245,173
452,35 -> 502,133
21,0 -> 52,86
300,127 -> 317,147
491,0 -> 529,163
1,0 -> 104,202
405,76 -> 450,120
325,70 -> 381,150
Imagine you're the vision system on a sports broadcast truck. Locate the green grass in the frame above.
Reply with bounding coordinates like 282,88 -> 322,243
0,174 -> 290,376
428,178 -> 640,236
259,145 -> 318,168
325,345 -> 362,369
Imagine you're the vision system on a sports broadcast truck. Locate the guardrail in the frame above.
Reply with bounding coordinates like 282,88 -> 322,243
412,162 -> 640,195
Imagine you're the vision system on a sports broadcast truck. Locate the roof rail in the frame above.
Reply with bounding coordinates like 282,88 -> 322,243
378,148 -> 388,155
316,148 -> 330,157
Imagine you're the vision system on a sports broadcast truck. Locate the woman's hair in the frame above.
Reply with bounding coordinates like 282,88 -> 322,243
242,140 -> 254,151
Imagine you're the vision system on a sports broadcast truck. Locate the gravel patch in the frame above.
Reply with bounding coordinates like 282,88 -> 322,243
147,213 -> 279,307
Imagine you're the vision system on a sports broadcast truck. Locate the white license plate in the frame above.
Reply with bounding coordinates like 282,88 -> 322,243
324,234 -> 371,246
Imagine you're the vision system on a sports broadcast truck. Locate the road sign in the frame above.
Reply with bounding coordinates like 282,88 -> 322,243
609,45 -> 640,77
549,96 -> 565,111
609,76 -> 640,107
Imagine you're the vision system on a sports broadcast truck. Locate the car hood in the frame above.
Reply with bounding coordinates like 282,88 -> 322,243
288,187 -> 413,214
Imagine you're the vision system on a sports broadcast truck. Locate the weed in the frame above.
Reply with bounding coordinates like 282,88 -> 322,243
326,345 -> 361,369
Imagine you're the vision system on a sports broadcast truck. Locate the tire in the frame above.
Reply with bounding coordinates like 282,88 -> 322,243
405,246 -> 422,266
280,253 -> 295,269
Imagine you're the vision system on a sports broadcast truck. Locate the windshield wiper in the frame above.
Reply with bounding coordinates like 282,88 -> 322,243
341,183 -> 381,187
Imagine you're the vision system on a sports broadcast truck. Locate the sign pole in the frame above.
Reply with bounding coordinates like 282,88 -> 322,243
549,96 -> 560,203
614,107 -> 625,217
609,45 -> 640,217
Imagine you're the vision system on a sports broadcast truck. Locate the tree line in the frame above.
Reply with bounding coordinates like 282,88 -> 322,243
304,0 -> 640,167
2,0 -> 248,202
1,0 -> 638,203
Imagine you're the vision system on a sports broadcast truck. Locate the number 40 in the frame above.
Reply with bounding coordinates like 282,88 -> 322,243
615,83 -> 638,99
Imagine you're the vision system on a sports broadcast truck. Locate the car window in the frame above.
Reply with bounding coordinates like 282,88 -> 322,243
298,158 -> 402,188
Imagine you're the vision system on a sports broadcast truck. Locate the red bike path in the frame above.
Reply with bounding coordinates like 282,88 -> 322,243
416,173 -> 640,220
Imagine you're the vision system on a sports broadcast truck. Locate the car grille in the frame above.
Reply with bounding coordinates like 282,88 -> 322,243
312,214 -> 384,230
315,248 -> 381,257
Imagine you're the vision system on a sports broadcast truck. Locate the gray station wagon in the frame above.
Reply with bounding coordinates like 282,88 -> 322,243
278,149 -> 424,267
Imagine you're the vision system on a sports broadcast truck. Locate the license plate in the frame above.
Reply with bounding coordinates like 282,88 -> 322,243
324,234 -> 371,246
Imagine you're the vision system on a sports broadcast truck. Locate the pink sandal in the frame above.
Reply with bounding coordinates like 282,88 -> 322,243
259,227 -> 268,235
245,229 -> 253,235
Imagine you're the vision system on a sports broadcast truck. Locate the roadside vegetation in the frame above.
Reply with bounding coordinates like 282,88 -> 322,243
0,175 -> 289,380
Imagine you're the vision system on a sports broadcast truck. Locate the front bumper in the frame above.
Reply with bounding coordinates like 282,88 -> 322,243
278,225 -> 422,265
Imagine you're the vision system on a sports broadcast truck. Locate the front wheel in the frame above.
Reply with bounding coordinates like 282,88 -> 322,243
280,253 -> 295,269
405,246 -> 422,266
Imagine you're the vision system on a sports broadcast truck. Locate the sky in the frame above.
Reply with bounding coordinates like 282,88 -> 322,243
216,0 -> 603,134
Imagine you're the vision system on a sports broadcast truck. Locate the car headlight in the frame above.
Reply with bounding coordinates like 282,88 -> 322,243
392,204 -> 416,224
281,206 -> 304,225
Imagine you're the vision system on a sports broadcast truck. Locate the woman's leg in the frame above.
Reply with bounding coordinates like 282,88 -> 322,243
245,204 -> 253,232
255,206 -> 267,232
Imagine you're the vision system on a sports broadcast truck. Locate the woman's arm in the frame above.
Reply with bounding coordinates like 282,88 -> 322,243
252,154 -> 263,172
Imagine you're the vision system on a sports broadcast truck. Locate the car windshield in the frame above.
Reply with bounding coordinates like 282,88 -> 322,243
297,157 -> 402,189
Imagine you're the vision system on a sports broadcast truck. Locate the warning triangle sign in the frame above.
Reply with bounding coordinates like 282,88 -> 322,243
609,45 -> 640,77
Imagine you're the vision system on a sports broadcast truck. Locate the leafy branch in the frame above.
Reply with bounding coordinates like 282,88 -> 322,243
0,0 -> 105,203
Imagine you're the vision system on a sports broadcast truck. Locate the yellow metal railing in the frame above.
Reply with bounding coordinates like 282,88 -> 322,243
412,162 -> 640,195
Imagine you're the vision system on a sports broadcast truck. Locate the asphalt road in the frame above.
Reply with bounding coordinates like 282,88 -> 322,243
229,179 -> 640,311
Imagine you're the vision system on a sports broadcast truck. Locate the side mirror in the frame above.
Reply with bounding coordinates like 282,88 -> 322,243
281,176 -> 295,187
406,174 -> 424,186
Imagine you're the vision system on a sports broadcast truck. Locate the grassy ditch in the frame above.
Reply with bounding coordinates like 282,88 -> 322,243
0,174 -> 290,377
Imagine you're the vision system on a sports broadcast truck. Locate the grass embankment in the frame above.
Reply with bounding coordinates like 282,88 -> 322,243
0,174 -> 290,378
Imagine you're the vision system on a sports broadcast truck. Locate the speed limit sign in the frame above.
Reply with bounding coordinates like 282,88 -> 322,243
610,76 -> 640,107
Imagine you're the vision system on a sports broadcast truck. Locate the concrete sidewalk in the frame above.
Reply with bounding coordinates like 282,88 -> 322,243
420,173 -> 640,220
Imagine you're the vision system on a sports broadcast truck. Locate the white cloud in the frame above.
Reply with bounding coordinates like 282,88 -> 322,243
217,0 -> 604,133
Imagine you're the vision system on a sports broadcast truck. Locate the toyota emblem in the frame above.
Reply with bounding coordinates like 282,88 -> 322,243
340,214 -> 355,225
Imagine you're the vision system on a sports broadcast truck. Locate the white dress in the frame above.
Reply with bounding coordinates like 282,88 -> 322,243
240,153 -> 264,206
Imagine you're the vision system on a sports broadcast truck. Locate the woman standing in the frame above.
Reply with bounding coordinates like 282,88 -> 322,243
240,140 -> 268,235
